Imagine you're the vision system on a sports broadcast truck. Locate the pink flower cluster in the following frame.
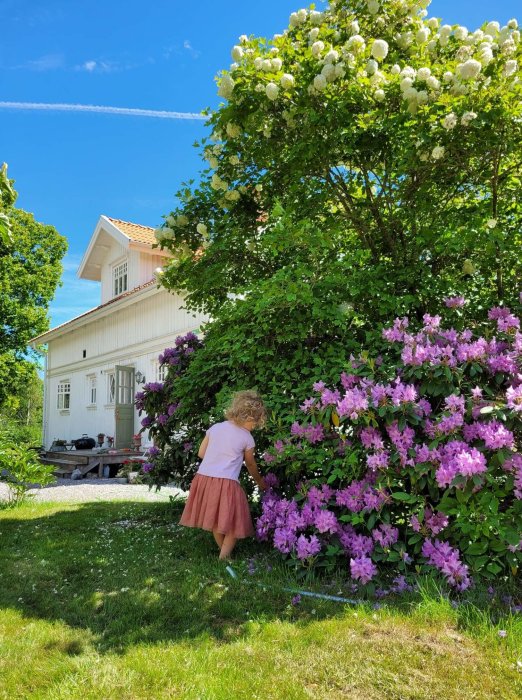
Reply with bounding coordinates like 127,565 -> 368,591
421,539 -> 471,590
258,302 -> 521,588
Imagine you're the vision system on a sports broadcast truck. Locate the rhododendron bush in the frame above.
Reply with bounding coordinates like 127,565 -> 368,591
257,300 -> 522,588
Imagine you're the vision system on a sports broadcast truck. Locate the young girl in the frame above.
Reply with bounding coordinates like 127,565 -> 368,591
179,390 -> 267,560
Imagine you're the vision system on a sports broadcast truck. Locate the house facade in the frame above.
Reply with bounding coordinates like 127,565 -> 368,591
31,215 -> 207,450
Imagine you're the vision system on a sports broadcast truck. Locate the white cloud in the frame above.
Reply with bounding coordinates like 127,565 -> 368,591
0,101 -> 206,120
83,60 -> 97,72
22,53 -> 65,71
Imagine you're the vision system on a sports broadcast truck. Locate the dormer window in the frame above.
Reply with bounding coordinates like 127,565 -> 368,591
113,260 -> 128,297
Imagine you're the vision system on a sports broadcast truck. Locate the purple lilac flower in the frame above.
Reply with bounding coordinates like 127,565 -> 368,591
167,403 -> 179,416
141,416 -> 154,428
142,462 -> 154,473
296,534 -> 322,560
147,445 -> 161,457
350,556 -> 377,584
157,414 -> 169,426
444,296 -> 466,308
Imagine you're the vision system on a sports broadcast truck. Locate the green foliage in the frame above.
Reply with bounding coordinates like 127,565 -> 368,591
0,437 -> 55,507
0,362 -> 43,445
0,163 -> 17,247
157,2 -> 521,325
0,203 -> 67,410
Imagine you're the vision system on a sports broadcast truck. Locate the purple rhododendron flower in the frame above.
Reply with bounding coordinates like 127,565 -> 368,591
313,509 -> 338,534
141,416 -> 153,428
444,296 -> 466,308
350,556 -> 377,584
422,539 -> 471,590
296,534 -> 322,560
142,462 -> 154,473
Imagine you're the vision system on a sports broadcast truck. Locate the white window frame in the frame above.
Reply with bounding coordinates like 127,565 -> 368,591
87,374 -> 97,406
57,381 -> 70,410
113,259 -> 128,297
152,359 -> 167,382
106,371 -> 116,405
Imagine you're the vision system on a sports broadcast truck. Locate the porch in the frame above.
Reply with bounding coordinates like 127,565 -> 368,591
40,449 -> 144,479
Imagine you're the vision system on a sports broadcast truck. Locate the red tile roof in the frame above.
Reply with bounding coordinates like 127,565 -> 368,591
107,217 -> 156,245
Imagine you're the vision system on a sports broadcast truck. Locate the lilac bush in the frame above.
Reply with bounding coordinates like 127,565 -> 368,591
258,300 -> 522,591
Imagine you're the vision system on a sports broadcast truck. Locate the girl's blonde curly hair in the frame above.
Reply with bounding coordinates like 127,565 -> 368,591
225,390 -> 267,428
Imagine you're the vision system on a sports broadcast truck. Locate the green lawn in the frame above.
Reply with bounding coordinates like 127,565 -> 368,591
0,499 -> 520,699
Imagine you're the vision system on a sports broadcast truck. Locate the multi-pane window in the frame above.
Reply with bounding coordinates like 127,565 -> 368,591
157,362 -> 167,382
57,382 -> 70,410
113,260 -> 128,297
107,372 -> 116,404
87,376 -> 97,405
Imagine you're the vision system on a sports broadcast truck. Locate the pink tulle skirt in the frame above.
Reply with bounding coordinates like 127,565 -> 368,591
179,474 -> 254,539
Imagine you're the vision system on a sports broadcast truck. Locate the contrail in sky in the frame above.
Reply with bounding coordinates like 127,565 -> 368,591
0,101 -> 207,120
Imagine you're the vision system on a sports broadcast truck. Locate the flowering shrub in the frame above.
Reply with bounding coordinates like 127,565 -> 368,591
257,300 -> 522,590
135,332 -> 204,488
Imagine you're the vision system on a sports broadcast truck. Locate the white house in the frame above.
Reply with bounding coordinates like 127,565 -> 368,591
30,215 -> 207,450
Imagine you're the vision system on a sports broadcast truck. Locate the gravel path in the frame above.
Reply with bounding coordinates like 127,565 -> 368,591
0,478 -> 187,504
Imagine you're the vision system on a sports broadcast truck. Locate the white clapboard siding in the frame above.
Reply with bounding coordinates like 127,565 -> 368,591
43,287 -> 207,449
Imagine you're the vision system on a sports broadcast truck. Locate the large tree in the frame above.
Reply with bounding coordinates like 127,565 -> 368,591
157,0 -> 521,322
0,182 -> 67,411
142,1 -> 522,485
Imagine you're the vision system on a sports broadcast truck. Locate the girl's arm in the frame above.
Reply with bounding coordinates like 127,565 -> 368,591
244,448 -> 266,490
198,434 -> 209,459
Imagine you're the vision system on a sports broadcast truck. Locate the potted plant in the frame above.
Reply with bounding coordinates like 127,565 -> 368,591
132,433 -> 142,451
52,439 -> 67,452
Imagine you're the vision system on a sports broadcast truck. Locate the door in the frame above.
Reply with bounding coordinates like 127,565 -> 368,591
114,365 -> 135,449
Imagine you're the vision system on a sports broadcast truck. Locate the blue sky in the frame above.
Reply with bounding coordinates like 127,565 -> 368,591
0,0 -> 519,329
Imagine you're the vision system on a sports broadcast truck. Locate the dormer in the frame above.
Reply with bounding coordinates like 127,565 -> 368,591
77,215 -> 171,304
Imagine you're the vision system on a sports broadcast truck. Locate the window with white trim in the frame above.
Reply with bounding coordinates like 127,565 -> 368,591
157,362 -> 167,382
113,260 -> 128,297
87,375 -> 97,405
106,371 -> 115,404
57,382 -> 70,410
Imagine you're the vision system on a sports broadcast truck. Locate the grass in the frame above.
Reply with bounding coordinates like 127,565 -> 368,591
0,498 -> 520,700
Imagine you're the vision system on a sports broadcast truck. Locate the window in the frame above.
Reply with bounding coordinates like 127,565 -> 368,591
107,371 -> 115,404
87,375 -> 97,405
157,362 -> 167,382
113,260 -> 128,297
57,382 -> 70,410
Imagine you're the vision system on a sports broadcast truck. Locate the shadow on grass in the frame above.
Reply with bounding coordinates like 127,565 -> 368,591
0,500 -> 519,656
0,500 -> 347,653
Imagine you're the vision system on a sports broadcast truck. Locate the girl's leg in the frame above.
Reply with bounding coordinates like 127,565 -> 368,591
213,530 -> 225,549
219,533 -> 238,560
